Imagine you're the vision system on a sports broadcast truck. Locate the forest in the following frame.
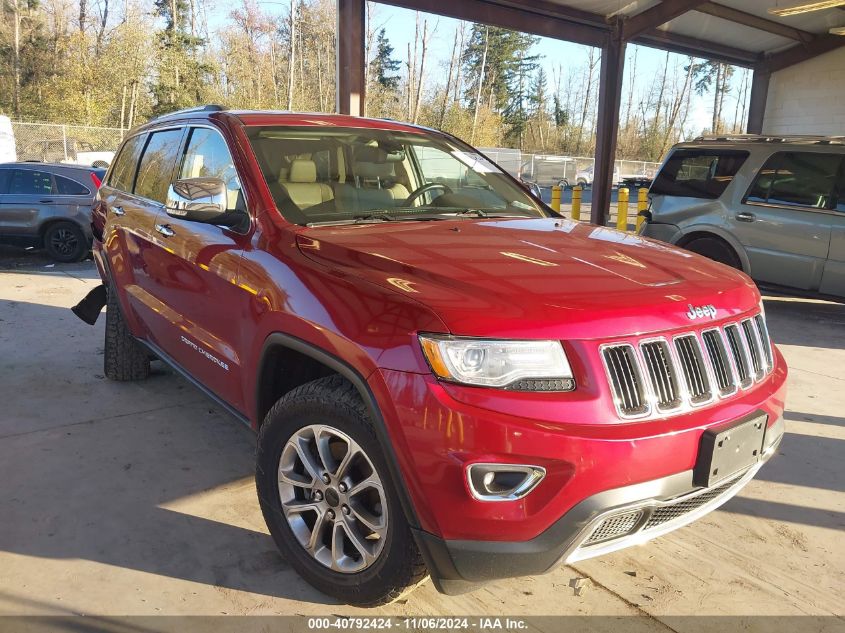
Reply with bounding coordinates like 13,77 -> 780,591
0,0 -> 751,161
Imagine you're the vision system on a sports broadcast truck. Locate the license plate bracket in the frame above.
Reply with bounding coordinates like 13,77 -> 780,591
693,414 -> 767,488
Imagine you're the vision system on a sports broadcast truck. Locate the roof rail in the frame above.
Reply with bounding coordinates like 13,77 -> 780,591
149,104 -> 225,122
693,133 -> 845,145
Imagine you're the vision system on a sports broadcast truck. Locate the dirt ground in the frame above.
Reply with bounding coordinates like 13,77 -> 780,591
0,245 -> 843,629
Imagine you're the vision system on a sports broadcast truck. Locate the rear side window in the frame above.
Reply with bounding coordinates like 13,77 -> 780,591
55,175 -> 90,195
108,134 -> 145,192
746,152 -> 842,210
134,129 -> 184,204
651,149 -> 749,199
9,169 -> 54,195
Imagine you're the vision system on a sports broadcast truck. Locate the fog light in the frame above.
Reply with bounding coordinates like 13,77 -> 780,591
467,463 -> 545,501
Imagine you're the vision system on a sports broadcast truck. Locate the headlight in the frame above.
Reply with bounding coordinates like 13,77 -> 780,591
418,335 -> 575,391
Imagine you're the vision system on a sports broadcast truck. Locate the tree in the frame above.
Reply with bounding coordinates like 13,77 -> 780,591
151,0 -> 213,113
369,28 -> 400,90
688,59 -> 734,133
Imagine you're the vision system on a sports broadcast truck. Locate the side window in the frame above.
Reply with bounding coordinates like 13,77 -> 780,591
108,134 -> 145,193
9,169 -> 54,195
746,152 -> 841,210
135,129 -> 185,204
55,175 -> 90,196
178,127 -> 242,209
0,169 -> 10,194
651,150 -> 748,199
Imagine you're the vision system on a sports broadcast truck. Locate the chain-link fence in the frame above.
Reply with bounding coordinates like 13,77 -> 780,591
479,147 -> 661,188
7,122 -> 125,167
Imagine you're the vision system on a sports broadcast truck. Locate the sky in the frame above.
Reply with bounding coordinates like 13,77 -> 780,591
204,1 -> 753,137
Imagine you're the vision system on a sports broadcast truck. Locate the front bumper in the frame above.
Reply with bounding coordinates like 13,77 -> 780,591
416,416 -> 784,594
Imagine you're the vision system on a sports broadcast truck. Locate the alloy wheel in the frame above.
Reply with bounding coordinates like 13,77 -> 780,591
277,424 -> 388,573
50,228 -> 78,257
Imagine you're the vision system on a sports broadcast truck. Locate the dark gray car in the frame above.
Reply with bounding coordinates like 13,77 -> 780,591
640,135 -> 845,298
0,163 -> 104,262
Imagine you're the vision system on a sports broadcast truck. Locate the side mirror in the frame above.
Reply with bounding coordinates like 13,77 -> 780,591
166,177 -> 231,224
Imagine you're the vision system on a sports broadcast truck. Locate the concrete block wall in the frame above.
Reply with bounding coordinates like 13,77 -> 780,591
763,47 -> 845,136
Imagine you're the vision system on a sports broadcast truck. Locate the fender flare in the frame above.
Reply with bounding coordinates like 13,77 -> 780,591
256,332 -> 422,531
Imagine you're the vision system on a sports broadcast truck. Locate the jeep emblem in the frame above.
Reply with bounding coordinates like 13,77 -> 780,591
686,304 -> 717,320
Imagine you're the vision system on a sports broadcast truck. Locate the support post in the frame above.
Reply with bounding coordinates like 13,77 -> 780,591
336,0 -> 366,116
591,34 -> 625,225
747,68 -> 770,134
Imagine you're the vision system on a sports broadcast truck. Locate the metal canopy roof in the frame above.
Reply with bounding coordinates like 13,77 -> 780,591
379,0 -> 845,69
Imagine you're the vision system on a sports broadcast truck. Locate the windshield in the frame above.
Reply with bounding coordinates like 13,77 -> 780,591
245,125 -> 550,225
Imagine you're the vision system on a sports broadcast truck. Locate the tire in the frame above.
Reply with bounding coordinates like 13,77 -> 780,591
576,178 -> 589,189
43,221 -> 88,263
256,375 -> 427,606
683,236 -> 742,270
557,179 -> 569,189
104,285 -> 150,381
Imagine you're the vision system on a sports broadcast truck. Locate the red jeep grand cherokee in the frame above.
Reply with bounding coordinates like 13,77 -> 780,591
76,106 -> 786,605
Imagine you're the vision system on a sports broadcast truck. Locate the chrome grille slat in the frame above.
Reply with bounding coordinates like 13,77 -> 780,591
741,319 -> 765,380
754,315 -> 773,371
641,340 -> 681,411
702,329 -> 736,396
602,345 -> 648,417
725,324 -> 752,388
674,335 -> 711,404
601,311 -> 774,418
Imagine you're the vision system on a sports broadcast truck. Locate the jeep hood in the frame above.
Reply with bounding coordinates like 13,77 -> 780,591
296,218 -> 760,340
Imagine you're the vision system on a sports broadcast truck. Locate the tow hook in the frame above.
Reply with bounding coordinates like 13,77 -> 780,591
71,284 -> 107,325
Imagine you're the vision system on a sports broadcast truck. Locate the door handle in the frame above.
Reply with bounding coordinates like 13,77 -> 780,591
735,212 -> 756,222
155,223 -> 175,237
112,205 -> 125,216
39,199 -> 54,203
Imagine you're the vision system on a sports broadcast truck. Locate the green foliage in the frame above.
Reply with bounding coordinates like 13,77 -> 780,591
370,28 -> 401,90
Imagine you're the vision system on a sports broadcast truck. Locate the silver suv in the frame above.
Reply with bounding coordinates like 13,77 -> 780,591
0,162 -> 104,261
641,135 -> 845,298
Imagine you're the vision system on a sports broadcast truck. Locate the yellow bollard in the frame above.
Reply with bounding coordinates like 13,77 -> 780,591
571,185 -> 581,221
636,187 -> 648,231
551,184 -> 561,212
617,187 -> 629,232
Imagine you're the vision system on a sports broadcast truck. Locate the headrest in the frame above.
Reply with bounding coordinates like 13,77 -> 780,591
289,159 -> 317,183
356,161 -> 394,179
356,145 -> 405,163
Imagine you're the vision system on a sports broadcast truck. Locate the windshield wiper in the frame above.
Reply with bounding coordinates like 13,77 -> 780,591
454,208 -> 488,217
353,212 -> 396,223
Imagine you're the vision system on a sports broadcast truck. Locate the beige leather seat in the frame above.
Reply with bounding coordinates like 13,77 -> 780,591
356,162 -> 410,203
281,159 -> 334,209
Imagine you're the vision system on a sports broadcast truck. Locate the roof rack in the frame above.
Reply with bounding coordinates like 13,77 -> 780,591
149,104 -> 225,122
693,133 -> 845,145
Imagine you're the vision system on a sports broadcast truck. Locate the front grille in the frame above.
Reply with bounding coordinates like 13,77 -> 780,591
601,311 -> 773,419
702,329 -> 736,396
725,324 -> 752,388
583,510 -> 644,545
754,315 -> 773,370
741,318 -> 765,380
602,345 -> 648,417
640,341 -> 681,411
675,335 -> 711,404
642,474 -> 743,529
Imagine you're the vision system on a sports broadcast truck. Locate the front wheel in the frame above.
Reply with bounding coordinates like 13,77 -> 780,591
256,375 -> 427,606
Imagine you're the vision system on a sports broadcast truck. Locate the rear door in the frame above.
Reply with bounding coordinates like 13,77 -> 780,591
734,151 -> 839,291
142,125 -> 250,410
0,168 -> 56,239
100,128 -> 185,339
820,158 -> 845,297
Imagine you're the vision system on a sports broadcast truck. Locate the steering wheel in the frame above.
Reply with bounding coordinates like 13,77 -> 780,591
405,182 -> 453,207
